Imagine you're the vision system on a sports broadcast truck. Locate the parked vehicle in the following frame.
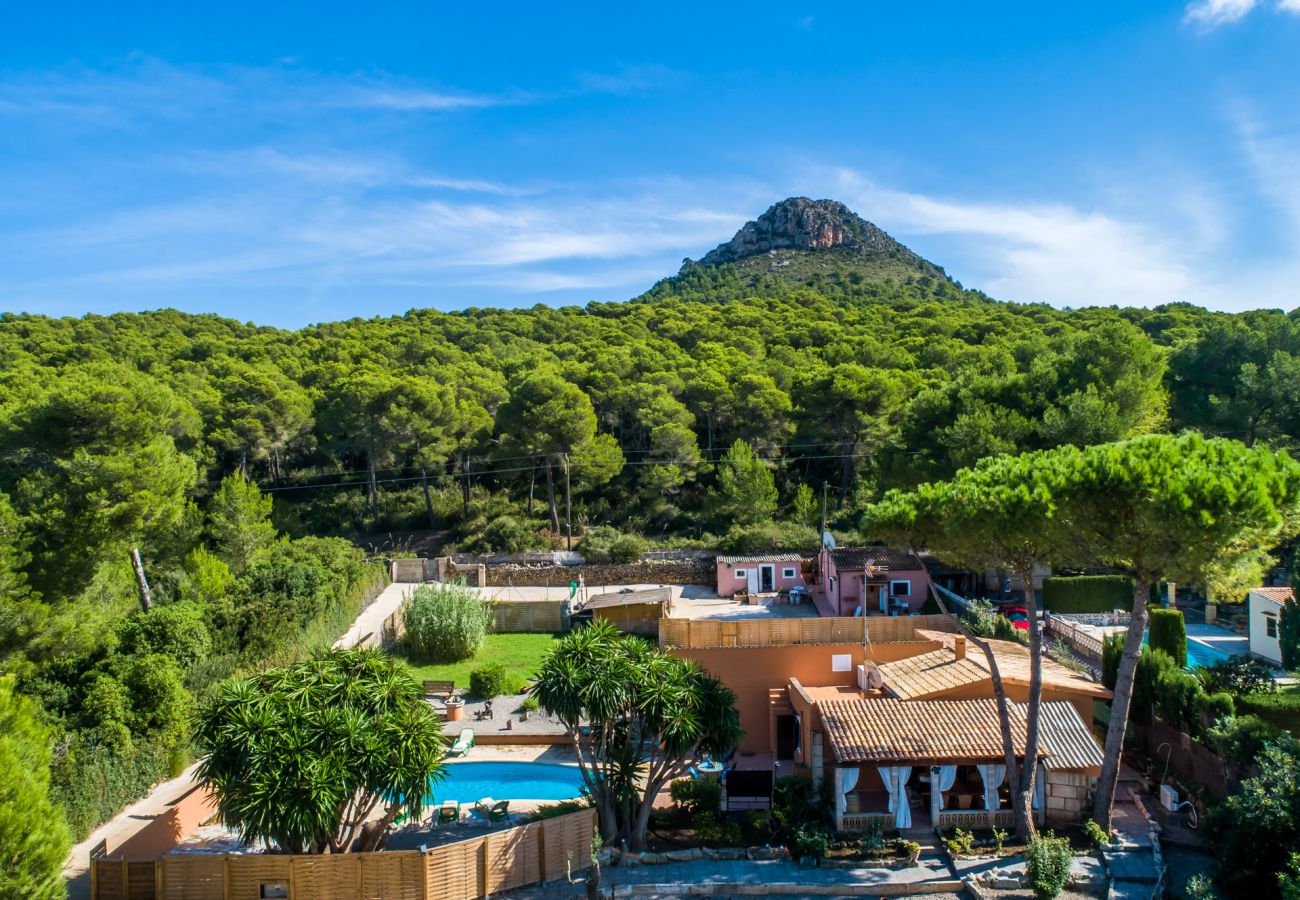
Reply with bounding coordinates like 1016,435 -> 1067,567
1001,605 -> 1030,631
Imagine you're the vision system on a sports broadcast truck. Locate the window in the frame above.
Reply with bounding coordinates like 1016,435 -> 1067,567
782,567 -> 797,579
734,569 -> 747,578
890,579 -> 911,597
831,654 -> 852,672
1266,614 -> 1278,639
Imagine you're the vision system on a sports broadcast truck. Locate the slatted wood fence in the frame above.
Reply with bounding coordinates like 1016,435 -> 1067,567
91,808 -> 596,900
658,614 -> 958,648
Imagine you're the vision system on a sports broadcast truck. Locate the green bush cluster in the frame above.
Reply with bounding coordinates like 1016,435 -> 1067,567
576,526 -> 646,563
1235,691 -> 1300,736
401,581 -> 492,664
1132,647 -> 1235,736
669,777 -> 722,819
1148,608 -> 1187,668
469,662 -> 522,699
1025,831 -> 1074,900
1042,575 -> 1134,613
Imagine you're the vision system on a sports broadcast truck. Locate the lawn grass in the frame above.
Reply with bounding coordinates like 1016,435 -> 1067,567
394,632 -> 563,695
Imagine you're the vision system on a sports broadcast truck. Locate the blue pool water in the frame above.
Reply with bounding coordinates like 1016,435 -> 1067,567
1142,631 -> 1237,670
429,762 -> 585,804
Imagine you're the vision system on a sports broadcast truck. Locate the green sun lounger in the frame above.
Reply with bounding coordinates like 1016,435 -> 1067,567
438,799 -> 460,823
474,798 -> 511,822
448,728 -> 474,757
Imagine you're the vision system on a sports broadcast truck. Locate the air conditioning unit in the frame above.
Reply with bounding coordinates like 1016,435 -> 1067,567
1159,784 -> 1179,812
857,663 -> 883,692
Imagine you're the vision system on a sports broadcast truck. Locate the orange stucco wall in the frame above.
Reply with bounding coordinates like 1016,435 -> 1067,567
111,784 -> 217,859
675,641 -> 944,752
716,560 -> 807,598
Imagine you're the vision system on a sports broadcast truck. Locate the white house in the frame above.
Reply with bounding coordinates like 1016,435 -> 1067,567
1247,586 -> 1293,665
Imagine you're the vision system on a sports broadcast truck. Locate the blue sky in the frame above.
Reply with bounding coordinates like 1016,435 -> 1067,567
1,1 -> 1298,327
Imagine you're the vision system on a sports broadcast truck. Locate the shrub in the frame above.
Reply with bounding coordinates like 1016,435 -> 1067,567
576,526 -> 646,563
1201,656 -> 1277,698
401,582 -> 491,664
517,695 -> 540,713
1208,714 -> 1282,766
1281,596 -> 1300,671
858,819 -> 886,853
1042,575 -> 1134,613
1083,818 -> 1109,849
1155,667 -> 1204,732
1236,692 -> 1300,736
790,824 -> 831,861
1197,691 -> 1234,729
1149,608 -> 1188,668
117,602 -> 212,669
772,775 -> 833,831
1185,873 -> 1217,900
1025,831 -> 1073,900
669,777 -> 722,818
694,811 -> 742,846
465,516 -> 543,553
1208,740 -> 1300,897
945,827 -> 975,856
469,662 -> 513,699
1133,648 -> 1180,719
1101,631 -> 1125,691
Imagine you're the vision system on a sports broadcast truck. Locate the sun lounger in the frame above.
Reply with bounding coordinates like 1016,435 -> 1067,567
448,728 -> 475,757
438,800 -> 460,823
473,797 -> 511,822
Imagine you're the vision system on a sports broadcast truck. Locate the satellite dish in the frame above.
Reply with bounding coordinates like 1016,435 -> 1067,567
822,531 -> 837,550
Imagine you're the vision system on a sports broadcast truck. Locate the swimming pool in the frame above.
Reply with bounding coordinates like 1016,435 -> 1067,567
1142,625 -> 1242,670
428,761 -> 585,804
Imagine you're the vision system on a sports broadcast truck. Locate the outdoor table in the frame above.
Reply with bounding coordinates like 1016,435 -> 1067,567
697,761 -> 726,778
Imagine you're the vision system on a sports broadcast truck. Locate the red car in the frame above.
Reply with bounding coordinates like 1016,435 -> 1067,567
1001,605 -> 1030,631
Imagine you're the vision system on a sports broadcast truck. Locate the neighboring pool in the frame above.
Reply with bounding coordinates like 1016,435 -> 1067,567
429,762 -> 584,804
1142,628 -> 1240,670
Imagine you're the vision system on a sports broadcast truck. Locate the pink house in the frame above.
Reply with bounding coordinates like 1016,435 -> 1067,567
716,553 -> 809,597
815,547 -> 931,616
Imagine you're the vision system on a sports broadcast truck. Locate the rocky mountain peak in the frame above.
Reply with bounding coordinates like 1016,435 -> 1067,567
685,197 -> 945,280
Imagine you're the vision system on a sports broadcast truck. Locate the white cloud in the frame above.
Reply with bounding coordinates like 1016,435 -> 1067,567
1184,0 -> 1300,29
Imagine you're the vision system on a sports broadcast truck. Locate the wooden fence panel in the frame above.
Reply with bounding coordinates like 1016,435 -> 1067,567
224,856 -> 292,900
484,823 -> 541,894
159,856 -> 225,900
290,854 -> 359,900
423,836 -> 483,900
93,859 -> 129,900
492,601 -> 564,633
359,850 -> 424,900
661,613 -> 958,648
540,808 -> 596,882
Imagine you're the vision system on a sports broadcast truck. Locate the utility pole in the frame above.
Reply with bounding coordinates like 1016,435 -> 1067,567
563,452 -> 572,551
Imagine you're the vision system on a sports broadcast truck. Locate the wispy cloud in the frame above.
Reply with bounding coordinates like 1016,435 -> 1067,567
1184,0 -> 1300,30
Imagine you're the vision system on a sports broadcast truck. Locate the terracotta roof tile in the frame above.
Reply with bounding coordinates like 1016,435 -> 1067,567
830,547 -> 925,571
716,553 -> 807,565
876,637 -> 1112,700
818,698 -> 1103,770
1253,586 -> 1295,604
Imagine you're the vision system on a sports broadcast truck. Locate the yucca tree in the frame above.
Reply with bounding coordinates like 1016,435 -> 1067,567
530,621 -> 742,851
194,647 -> 446,853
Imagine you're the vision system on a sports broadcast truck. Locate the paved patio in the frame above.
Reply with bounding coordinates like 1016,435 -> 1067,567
668,595 -> 821,621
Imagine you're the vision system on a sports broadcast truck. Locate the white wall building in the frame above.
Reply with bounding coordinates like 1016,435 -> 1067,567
1247,586 -> 1293,665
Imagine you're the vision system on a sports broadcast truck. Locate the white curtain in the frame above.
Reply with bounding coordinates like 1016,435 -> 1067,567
977,764 -> 1006,811
935,765 -> 958,810
842,766 -> 860,813
793,714 -> 802,756
877,766 -> 913,829
834,767 -> 846,819
1032,763 -> 1046,811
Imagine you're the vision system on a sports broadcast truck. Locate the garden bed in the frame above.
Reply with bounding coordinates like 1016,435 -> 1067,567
393,632 -> 563,694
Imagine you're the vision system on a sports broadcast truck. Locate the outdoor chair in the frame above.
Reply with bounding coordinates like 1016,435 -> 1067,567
448,728 -> 475,757
438,800 -> 460,823
474,798 -> 511,822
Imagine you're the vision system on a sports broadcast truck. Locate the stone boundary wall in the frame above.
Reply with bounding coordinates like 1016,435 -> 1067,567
1132,718 -> 1237,799
485,558 -> 715,587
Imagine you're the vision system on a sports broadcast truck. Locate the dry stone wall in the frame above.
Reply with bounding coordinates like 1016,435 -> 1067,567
484,557 -> 715,587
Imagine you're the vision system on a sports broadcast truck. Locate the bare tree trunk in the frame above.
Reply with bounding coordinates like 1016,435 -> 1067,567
546,457 -> 560,533
1015,564 -> 1044,840
929,587 -> 1023,835
420,467 -> 435,530
462,455 -> 471,518
130,547 -> 152,612
1093,580 -> 1150,829
528,467 -> 536,514
367,444 -> 379,522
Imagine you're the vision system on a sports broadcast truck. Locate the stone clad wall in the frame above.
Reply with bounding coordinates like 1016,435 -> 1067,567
484,558 -> 714,587
1044,771 -> 1092,822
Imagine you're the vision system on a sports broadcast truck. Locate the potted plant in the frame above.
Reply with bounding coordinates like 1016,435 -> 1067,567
791,825 -> 829,867
444,693 -> 465,722
519,695 -> 540,721
902,840 -> 921,865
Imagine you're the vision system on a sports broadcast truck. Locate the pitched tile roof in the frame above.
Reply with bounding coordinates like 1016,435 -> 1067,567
818,697 -> 1104,771
717,553 -> 807,565
584,587 -> 672,610
1252,586 -> 1295,604
879,632 -> 1112,700
830,547 -> 925,571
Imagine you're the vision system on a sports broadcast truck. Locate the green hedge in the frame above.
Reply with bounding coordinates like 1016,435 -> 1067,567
1236,692 -> 1300,736
1042,576 -> 1134,613
1148,608 -> 1187,668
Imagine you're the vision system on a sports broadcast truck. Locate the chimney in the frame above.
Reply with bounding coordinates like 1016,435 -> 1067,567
953,635 -> 966,661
